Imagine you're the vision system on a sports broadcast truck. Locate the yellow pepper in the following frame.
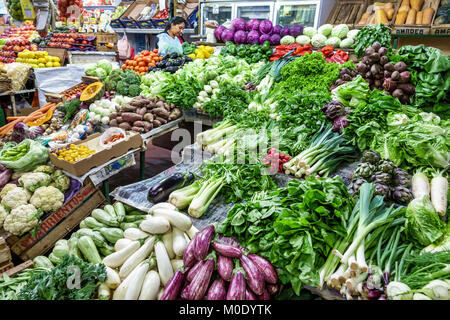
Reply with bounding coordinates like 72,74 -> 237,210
206,46 -> 214,54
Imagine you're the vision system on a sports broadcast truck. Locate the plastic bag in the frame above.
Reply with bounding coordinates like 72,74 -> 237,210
0,139 -> 49,172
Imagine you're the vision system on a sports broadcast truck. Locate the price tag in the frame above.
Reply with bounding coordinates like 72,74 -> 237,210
19,0 -> 35,20
212,4 -> 219,15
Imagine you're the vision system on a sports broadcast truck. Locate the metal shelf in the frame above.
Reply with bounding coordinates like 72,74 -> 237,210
112,28 -> 196,34
0,89 -> 36,97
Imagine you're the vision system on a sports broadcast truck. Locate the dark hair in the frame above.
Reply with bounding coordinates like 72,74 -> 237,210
164,16 -> 187,32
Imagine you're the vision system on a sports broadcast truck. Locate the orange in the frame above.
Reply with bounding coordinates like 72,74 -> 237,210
138,61 -> 146,67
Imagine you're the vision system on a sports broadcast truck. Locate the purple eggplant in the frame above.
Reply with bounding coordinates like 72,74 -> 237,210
185,258 -> 215,300
240,254 -> 265,296
227,270 -> 246,300
183,235 -> 197,268
245,287 -> 257,300
160,270 -> 185,300
257,288 -> 271,300
194,225 -> 215,261
186,260 -> 204,282
207,278 -> 227,300
212,241 -> 242,258
266,284 -> 279,296
248,253 -> 278,284
367,289 -> 384,300
180,285 -> 190,300
217,255 -> 233,281
147,172 -> 195,203
217,235 -> 245,249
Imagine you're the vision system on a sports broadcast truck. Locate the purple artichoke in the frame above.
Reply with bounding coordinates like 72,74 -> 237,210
354,163 -> 376,179
361,150 -> 381,165
371,172 -> 392,185
392,186 -> 413,204
373,183 -> 391,198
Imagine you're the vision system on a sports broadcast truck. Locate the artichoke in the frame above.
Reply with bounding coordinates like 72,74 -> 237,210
354,163 -> 376,179
392,186 -> 413,205
350,178 -> 368,195
371,171 -> 392,185
321,100 -> 345,121
374,183 -> 391,198
377,160 -> 396,175
361,150 -> 381,165
393,174 -> 411,188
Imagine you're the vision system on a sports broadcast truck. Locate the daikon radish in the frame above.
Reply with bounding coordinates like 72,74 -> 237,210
412,171 -> 430,200
430,171 -> 448,217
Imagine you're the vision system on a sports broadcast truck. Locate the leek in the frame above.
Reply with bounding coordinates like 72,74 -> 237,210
168,181 -> 202,210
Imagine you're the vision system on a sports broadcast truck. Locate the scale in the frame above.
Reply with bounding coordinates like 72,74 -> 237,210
20,0 -> 35,20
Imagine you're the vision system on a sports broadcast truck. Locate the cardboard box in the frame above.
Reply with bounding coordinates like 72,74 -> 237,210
355,0 -> 401,28
44,47 -> 67,65
392,0 -> 440,35
120,0 -> 153,29
325,0 -> 367,28
3,179 -> 106,261
50,131 -> 144,177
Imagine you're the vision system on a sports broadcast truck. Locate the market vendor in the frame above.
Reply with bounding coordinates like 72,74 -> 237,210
156,16 -> 187,57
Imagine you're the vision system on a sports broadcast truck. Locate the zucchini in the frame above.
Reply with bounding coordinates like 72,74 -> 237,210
68,237 -> 82,259
83,217 -> 107,230
113,202 -> 126,223
48,252 -> 62,265
33,256 -> 54,268
53,239 -> 70,259
127,210 -> 146,216
120,222 -> 139,230
124,204 -> 135,213
104,204 -> 117,219
99,243 -> 115,257
77,228 -> 108,248
78,235 -> 102,264
99,227 -> 124,244
124,215 -> 147,223
92,209 -> 119,227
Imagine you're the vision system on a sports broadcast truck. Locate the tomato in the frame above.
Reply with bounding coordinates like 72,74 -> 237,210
138,61 -> 145,67
142,50 -> 150,56
121,64 -> 126,70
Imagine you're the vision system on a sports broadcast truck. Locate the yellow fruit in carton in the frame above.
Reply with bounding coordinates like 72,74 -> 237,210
38,58 -> 45,64
45,61 -> 53,68
38,63 -> 45,68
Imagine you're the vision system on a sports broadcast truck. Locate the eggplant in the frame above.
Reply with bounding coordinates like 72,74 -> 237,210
185,258 -> 214,300
217,235 -> 243,249
217,255 -> 234,281
160,270 -> 185,300
147,172 -> 195,203
267,284 -> 279,296
183,235 -> 198,268
193,225 -> 215,261
207,278 -> 227,300
186,260 -> 204,282
245,287 -> 257,300
180,285 -> 190,300
227,270 -> 246,300
211,242 -> 242,258
240,254 -> 265,295
248,253 -> 278,284
257,288 -> 271,300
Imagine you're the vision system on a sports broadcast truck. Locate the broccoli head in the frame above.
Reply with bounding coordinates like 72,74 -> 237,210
128,84 -> 141,97
116,81 -> 129,96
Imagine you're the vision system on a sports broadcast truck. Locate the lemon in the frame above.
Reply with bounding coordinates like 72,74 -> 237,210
38,63 -> 45,68
42,51 -> 48,56
38,58 -> 45,64
52,62 -> 59,67
45,62 -> 53,68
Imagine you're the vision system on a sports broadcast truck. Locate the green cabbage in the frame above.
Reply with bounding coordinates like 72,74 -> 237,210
303,27 -> 317,38
347,29 -> 360,40
311,34 -> 327,48
325,36 -> 341,47
331,24 -> 349,39
97,59 -> 113,75
85,66 -> 97,76
340,37 -> 354,48
296,35 -> 311,45
318,24 -> 333,37
280,35 -> 296,45
95,68 -> 107,80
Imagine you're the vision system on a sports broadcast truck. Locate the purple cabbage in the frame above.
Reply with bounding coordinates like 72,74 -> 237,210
273,25 -> 282,35
269,33 -> 281,46
11,122 -> 44,143
259,19 -> 273,35
214,26 -> 226,42
246,19 -> 260,31
64,178 -> 82,203
233,30 -> 247,44
247,30 -> 260,44
259,34 -> 270,45
280,27 -> 290,37
221,29 -> 235,42
289,25 -> 304,37
231,18 -> 246,31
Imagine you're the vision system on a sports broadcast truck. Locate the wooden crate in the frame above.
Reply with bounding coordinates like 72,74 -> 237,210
355,0 -> 401,28
174,0 -> 199,29
0,260 -> 33,277
431,0 -> 450,35
95,33 -> 119,52
3,179 -> 106,261
45,76 -> 95,104
325,0 -> 368,28
392,0 -> 440,35
0,237 -> 12,265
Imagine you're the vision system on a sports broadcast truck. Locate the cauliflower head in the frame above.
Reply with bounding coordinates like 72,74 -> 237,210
3,204 -> 42,236
33,165 -> 55,175
54,175 -> 70,193
0,204 -> 8,228
0,183 -> 18,200
1,187 -> 31,211
19,172 -> 51,192
30,186 -> 64,212
51,169 -> 64,181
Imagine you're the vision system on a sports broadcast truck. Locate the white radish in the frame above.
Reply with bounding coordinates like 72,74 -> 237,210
112,264 -> 141,300
124,228 -> 150,241
103,241 -> 140,268
162,232 -> 175,259
98,283 -> 111,300
186,225 -> 199,239
125,262 -> 150,300
140,217 -> 171,234
152,208 -> 192,231
171,259 -> 184,271
119,236 -> 155,279
172,227 -> 188,257
430,172 -> 448,216
148,202 -> 177,214
105,266 -> 121,289
412,171 -> 430,200
114,238 -> 133,252
154,240 -> 174,286
138,270 -> 161,300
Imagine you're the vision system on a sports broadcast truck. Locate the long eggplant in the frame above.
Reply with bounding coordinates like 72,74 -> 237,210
147,172 -> 195,203
240,254 -> 265,296
217,255 -> 233,281
185,258 -> 214,300
186,260 -> 204,282
227,269 -> 246,300
180,284 -> 190,300
183,234 -> 197,268
211,241 -> 242,258
193,225 -> 215,261
160,270 -> 185,300
207,278 -> 227,300
266,283 -> 279,296
248,253 -> 278,284
257,288 -> 270,300
245,287 -> 257,300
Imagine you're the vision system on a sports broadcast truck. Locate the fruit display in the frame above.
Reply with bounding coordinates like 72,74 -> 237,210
0,39 -> 39,64
0,22 -> 38,40
153,8 -> 169,19
15,50 -> 61,68
52,144 -> 95,163
122,49 -> 162,76
60,83 -> 89,101
112,4 -> 130,19
35,31 -> 96,51
7,0 -> 25,21
80,82 -> 106,104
